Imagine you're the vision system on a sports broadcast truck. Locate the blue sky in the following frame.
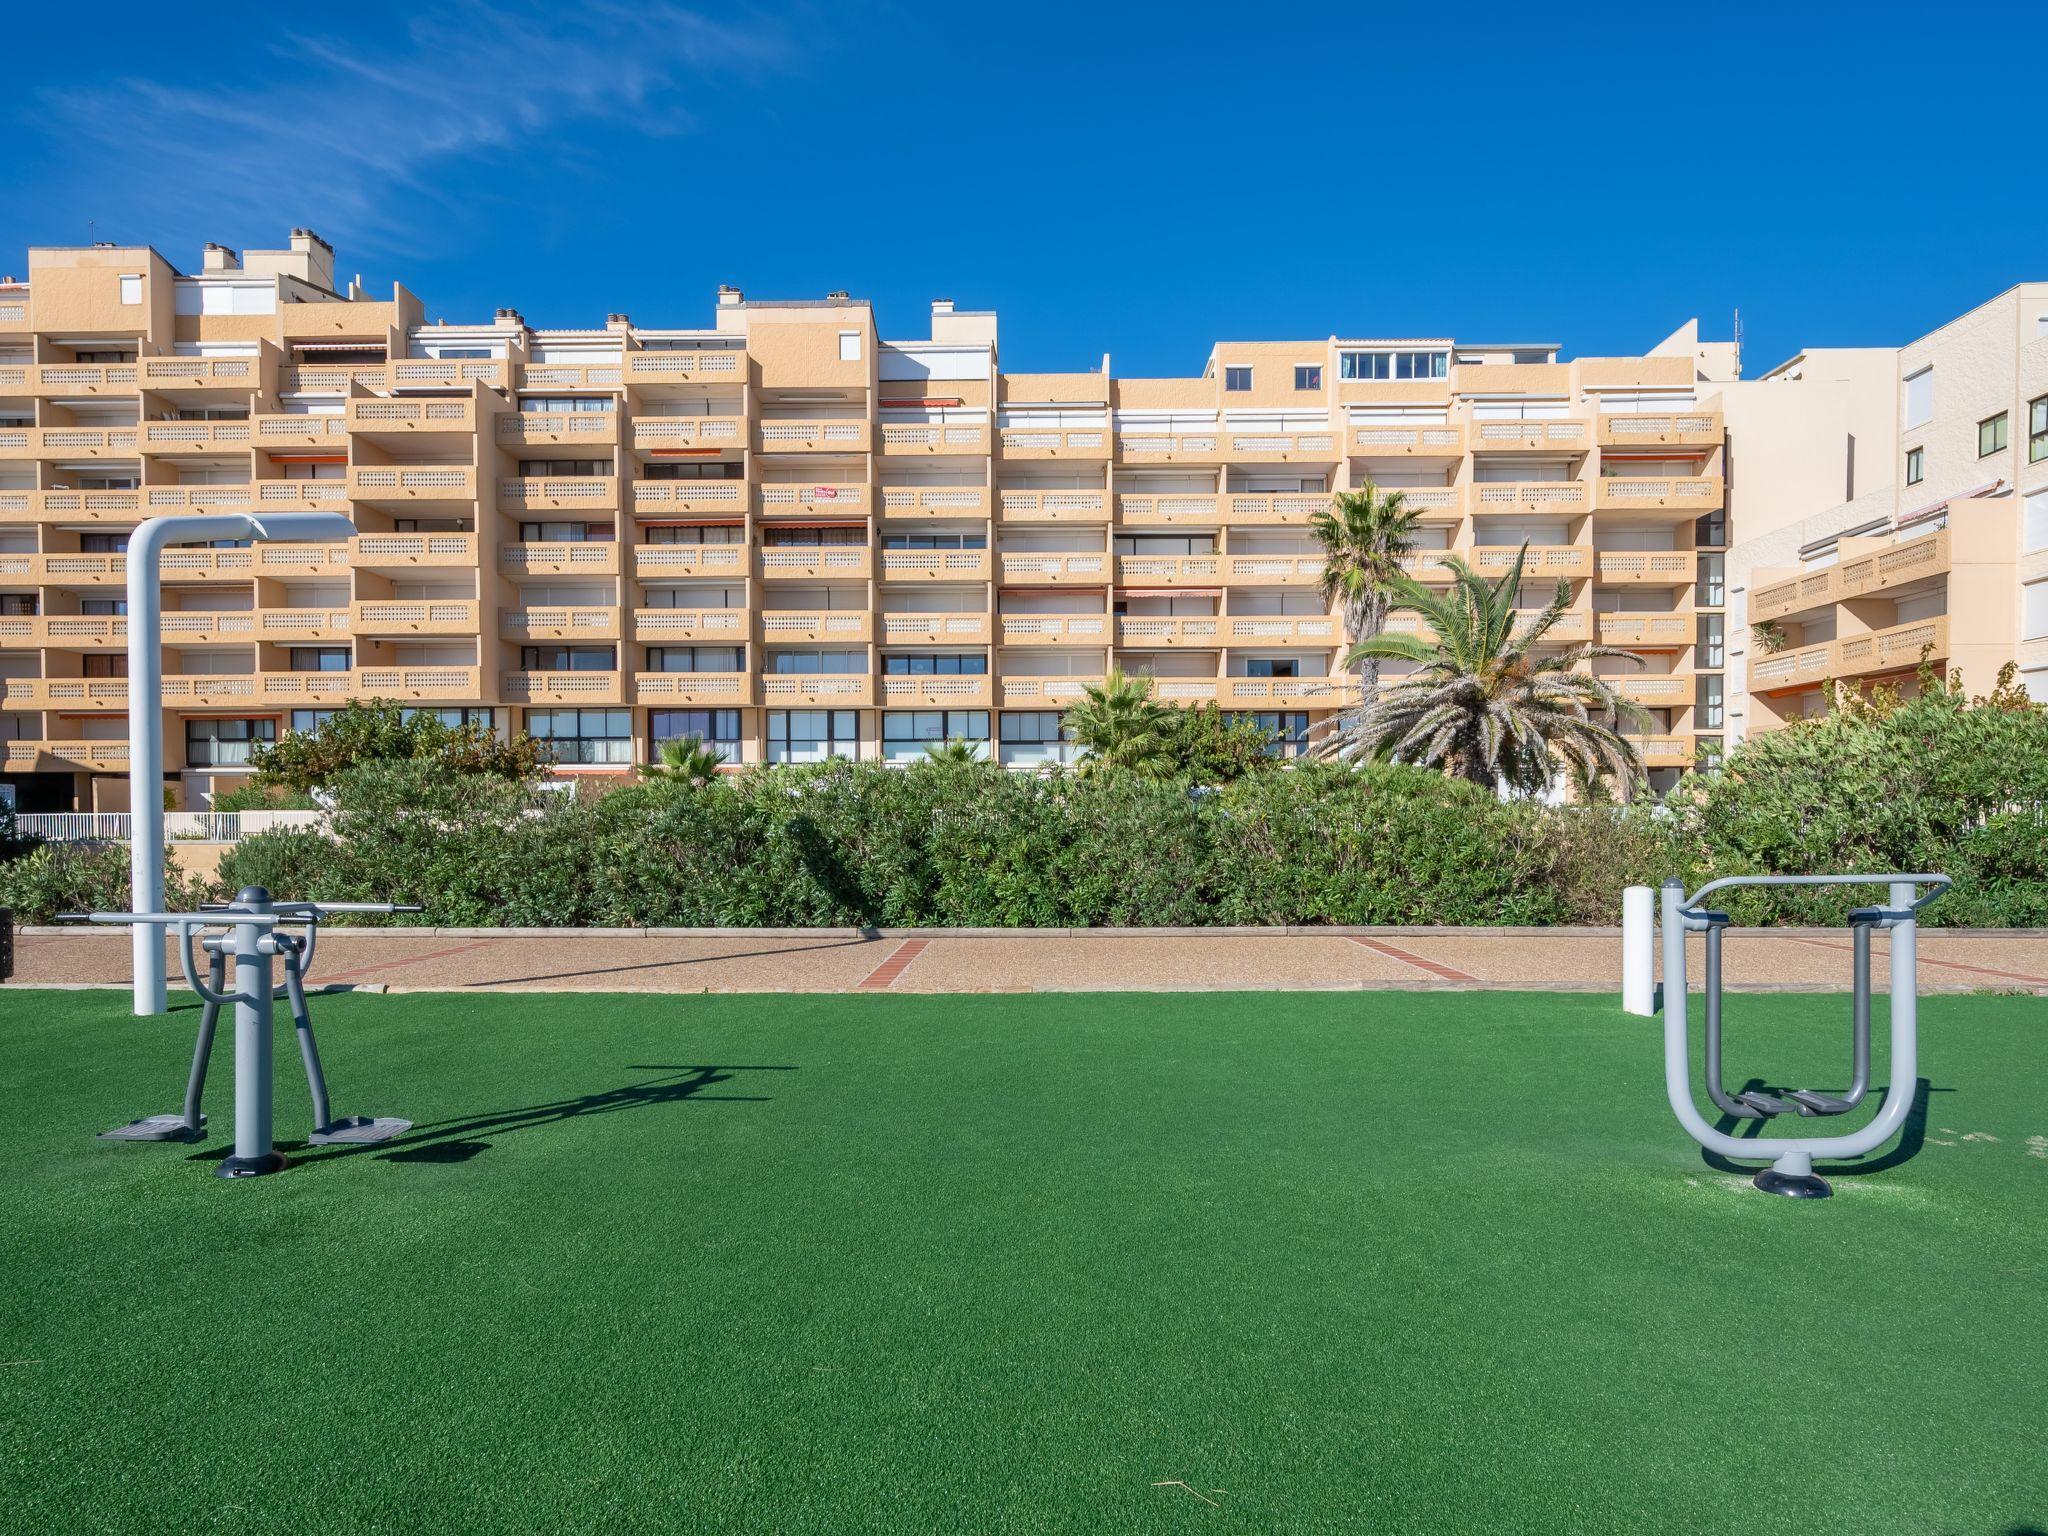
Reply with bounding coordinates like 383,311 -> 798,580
5,1 -> 2042,376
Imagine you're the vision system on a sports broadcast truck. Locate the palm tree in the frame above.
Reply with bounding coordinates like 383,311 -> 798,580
1309,483 -> 1424,703
640,735 -> 727,786
1061,667 -> 1178,779
921,738 -> 984,765
1315,544 -> 1650,800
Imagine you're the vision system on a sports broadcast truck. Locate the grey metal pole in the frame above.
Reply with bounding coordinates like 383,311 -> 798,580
218,915 -> 287,1179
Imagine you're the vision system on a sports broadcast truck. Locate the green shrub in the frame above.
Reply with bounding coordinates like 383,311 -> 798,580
0,842 -> 208,925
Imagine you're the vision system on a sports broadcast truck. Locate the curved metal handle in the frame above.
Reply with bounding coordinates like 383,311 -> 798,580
1682,873 -> 1951,917
176,922 -> 249,1008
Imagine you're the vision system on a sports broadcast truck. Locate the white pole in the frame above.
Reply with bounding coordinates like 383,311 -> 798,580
126,511 -> 357,1015
1621,884 -> 1655,1016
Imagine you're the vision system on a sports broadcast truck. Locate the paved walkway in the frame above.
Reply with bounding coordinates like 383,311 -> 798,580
12,926 -> 2048,994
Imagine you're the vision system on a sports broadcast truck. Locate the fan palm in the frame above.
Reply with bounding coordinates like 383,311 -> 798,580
1309,483 -> 1424,703
1315,544 -> 1651,799
640,735 -> 727,786
921,738 -> 984,765
1061,667 -> 1178,779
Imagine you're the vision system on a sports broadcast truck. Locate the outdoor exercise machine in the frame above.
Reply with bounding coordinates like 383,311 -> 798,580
61,887 -> 417,1178
1658,872 -> 1950,1199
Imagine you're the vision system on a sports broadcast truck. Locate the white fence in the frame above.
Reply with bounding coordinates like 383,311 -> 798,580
12,810 -> 325,842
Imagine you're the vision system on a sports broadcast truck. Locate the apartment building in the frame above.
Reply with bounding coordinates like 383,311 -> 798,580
1723,284 -> 2048,737
0,230 -> 1731,812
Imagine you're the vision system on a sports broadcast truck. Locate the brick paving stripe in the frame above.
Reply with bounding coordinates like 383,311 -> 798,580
1347,935 -> 1479,983
856,938 -> 930,991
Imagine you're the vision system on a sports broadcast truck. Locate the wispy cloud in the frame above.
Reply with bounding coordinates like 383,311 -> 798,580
36,0 -> 792,254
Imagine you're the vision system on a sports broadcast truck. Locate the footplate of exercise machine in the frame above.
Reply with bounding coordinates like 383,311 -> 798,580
99,1113 -> 205,1143
1734,1091 -> 1799,1117
306,1115 -> 412,1147
1786,1089 -> 1855,1116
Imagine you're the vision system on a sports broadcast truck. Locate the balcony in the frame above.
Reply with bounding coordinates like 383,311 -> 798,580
7,740 -> 129,772
880,549 -> 991,582
1594,476 -> 1723,513
631,416 -> 744,452
346,465 -> 479,506
1115,430 -> 1221,463
1347,422 -> 1466,457
349,666 -> 483,701
251,481 -> 350,513
1613,674 -> 1693,706
497,412 -> 620,448
252,415 -> 349,451
1220,428 -> 1339,462
633,543 -> 747,580
761,674 -> 874,707
30,363 -> 139,396
624,351 -> 746,385
757,546 -> 874,581
1598,613 -> 1693,647
1838,530 -> 1951,600
0,549 -> 260,586
1002,614 -> 1113,645
499,476 -> 619,514
1749,640 -> 1835,693
1219,676 -> 1359,708
1385,609 -> 1589,643
500,540 -> 622,577
998,489 -> 1107,523
139,357 -> 262,392
634,671 -> 752,705
1597,412 -> 1722,449
759,482 -> 867,515
1113,553 -> 1221,585
3,675 -> 259,709
1000,675 -> 1099,708
519,362 -> 624,391
0,614 -> 127,648
760,609 -> 873,644
998,552 -> 1110,585
1000,427 -> 1109,460
1220,493 -> 1325,524
140,421 -> 254,455
351,533 -> 478,570
633,608 -> 748,643
1223,615 -> 1340,646
880,675 -> 992,708
756,420 -> 870,453
1113,614 -> 1219,648
257,671 -> 358,706
0,488 -> 143,523
1472,481 -> 1589,515
882,486 -> 992,519
1469,419 -> 1591,453
879,423 -> 991,455
1751,567 -> 1841,625
256,608 -> 352,643
279,364 -> 387,393
881,612 -> 992,645
345,398 -> 478,437
0,426 -> 138,459
1835,615 -> 1947,679
385,359 -> 507,390
1626,733 -> 1696,767
499,607 -> 618,642
353,602 -> 482,637
1222,554 -> 1325,585
1116,494 -> 1218,526
1595,551 -> 1697,587
503,670 -> 625,705
1147,678 -> 1221,704
631,479 -> 749,516
1472,545 -> 1593,581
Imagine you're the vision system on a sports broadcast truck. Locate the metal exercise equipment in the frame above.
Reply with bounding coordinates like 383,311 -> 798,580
65,887 -> 418,1178
1662,873 -> 1950,1199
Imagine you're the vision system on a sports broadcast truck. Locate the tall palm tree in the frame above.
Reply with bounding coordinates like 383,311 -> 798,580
921,737 -> 984,765
640,735 -> 727,786
1309,483 -> 1424,703
1061,667 -> 1178,779
1315,544 -> 1651,800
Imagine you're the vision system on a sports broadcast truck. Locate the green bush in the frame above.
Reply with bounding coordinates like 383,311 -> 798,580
0,841 -> 208,925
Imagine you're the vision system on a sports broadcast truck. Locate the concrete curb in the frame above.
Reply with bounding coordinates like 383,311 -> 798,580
22,923 -> 2048,940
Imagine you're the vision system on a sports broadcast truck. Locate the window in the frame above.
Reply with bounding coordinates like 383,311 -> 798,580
518,459 -> 608,478
1294,365 -> 1322,392
81,598 -> 126,616
2026,580 -> 2048,641
647,646 -> 743,673
520,396 -> 614,413
1243,658 -> 1300,679
1903,366 -> 1933,429
646,460 -> 743,481
292,707 -> 490,733
838,331 -> 862,363
0,595 -> 36,616
882,531 -> 986,550
650,709 -> 741,757
2026,489 -> 2048,554
520,645 -> 615,671
288,647 -> 351,673
647,523 -> 742,545
525,708 -> 631,764
518,521 -> 614,542
2031,396 -> 2048,464
765,649 -> 865,674
767,708 -> 858,763
1234,712 -> 1310,757
1979,412 -> 2008,457
881,653 -> 986,675
118,274 -> 142,305
185,717 -> 275,767
882,710 -> 990,761
1905,446 -> 1924,486
83,654 -> 128,678
82,533 -> 130,553
1339,350 -> 1448,381
998,711 -> 1077,766
1224,366 -> 1253,392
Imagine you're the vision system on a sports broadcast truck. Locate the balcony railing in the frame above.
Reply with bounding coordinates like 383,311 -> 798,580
1114,615 -> 1218,647
759,483 -> 865,514
999,675 -> 1099,708
499,476 -> 619,511
997,489 -> 1106,522
31,363 -> 139,395
386,359 -> 506,389
1220,676 -> 1359,707
631,479 -> 748,514
499,607 -> 618,641
356,601 -> 483,636
634,544 -> 747,579
1222,554 -> 1325,585
998,552 -> 1110,584
633,608 -> 748,642
251,415 -> 349,451
1594,476 -> 1722,512
140,421 -> 254,454
882,485 -> 991,518
1598,613 -> 1693,647
1000,428 -> 1108,458
251,481 -> 350,511
350,533 -> 477,569
624,351 -> 745,383
140,357 -> 261,391
880,549 -> 990,581
760,609 -> 873,643
1221,493 -> 1326,524
1613,674 -> 1693,706
1347,423 -> 1466,456
351,666 -> 482,700
1223,615 -> 1340,646
255,608 -> 351,642
1116,494 -> 1217,525
757,420 -> 870,453
1835,615 -> 1948,679
1472,544 -> 1593,580
346,465 -> 478,503
1222,429 -> 1338,459
0,548 -> 265,585
1595,551 -> 1697,586
1114,553 -> 1220,584
504,670 -> 625,704
1597,412 -> 1722,448
1838,529 -> 1951,600
345,398 -> 477,434
1002,614 -> 1113,645
879,423 -> 991,454
0,427 -> 139,458
499,540 -> 622,576
631,416 -> 744,451
881,612 -> 992,645
634,670 -> 752,705
498,412 -> 620,447
1626,733 -> 1696,766
6,740 -> 129,772
1472,481 -> 1588,514
1749,641 -> 1835,692
519,362 -> 624,391
757,547 -> 874,580
1470,419 -> 1590,452
761,674 -> 874,706
0,488 -> 147,522
1115,430 -> 1220,459
880,676 -> 992,708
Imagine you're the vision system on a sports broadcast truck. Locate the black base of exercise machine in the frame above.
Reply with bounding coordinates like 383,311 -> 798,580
1753,1168 -> 1832,1199
217,1150 -> 292,1180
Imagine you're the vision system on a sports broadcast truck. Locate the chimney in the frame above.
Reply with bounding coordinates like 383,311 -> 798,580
286,228 -> 335,291
716,284 -> 744,307
827,290 -> 849,302
931,298 -> 954,316
494,308 -> 524,327
202,243 -> 241,273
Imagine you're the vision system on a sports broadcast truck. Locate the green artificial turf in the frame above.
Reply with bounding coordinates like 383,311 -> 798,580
2,986 -> 2044,1535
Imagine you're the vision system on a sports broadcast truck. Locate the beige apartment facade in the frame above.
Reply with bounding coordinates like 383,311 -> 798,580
0,230 -> 1731,812
1723,285 -> 2048,736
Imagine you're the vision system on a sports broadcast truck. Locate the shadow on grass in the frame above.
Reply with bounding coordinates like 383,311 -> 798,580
1701,1076 -> 1947,1178
185,1063 -> 794,1172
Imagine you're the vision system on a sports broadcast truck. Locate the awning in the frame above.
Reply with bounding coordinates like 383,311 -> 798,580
880,397 -> 965,409
649,448 -> 728,457
267,455 -> 347,465
1898,478 -> 2003,528
292,342 -> 387,353
1115,587 -> 1222,597
769,519 -> 865,530
639,518 -> 743,528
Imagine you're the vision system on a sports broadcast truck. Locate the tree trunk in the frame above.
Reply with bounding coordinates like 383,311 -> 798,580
1348,593 -> 1382,703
